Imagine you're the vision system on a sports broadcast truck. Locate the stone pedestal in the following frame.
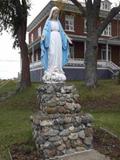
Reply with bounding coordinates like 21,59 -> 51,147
31,83 -> 93,159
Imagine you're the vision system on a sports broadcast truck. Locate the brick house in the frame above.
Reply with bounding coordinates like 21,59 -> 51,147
27,0 -> 120,82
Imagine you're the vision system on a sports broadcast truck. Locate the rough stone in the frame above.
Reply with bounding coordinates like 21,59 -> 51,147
78,130 -> 85,139
46,107 -> 57,114
31,83 -> 93,159
53,140 -> 63,146
84,137 -> 93,146
40,120 -> 53,126
44,141 -> 54,149
85,127 -> 93,137
44,149 -> 56,158
59,129 -> 70,136
69,133 -> 78,140
69,126 -> 75,132
47,129 -> 59,136
57,143 -> 66,151
49,136 -> 61,142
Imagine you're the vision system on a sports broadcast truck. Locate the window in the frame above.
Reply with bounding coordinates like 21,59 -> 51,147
31,33 -> 34,43
69,46 -> 74,59
102,23 -> 112,36
100,1 -> 111,11
101,47 -> 111,61
38,27 -> 41,37
36,52 -> 39,61
65,15 -> 74,32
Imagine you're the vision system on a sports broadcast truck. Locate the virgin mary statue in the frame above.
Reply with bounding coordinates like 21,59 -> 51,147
41,6 -> 72,83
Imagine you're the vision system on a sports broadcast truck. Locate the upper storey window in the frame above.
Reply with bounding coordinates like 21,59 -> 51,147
100,0 -> 111,11
65,15 -> 74,32
102,23 -> 112,36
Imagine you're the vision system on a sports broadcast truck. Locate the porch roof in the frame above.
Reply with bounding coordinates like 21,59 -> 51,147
28,34 -> 120,53
69,34 -> 120,46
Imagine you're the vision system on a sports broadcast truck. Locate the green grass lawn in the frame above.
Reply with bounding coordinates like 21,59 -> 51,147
0,80 -> 17,95
93,112 -> 120,136
0,80 -> 120,159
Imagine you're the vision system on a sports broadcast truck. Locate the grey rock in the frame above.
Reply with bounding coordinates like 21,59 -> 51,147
40,120 -> 53,127
47,129 -> 59,136
73,94 -> 80,101
66,148 -> 76,154
57,143 -> 66,151
66,103 -> 75,111
59,129 -> 70,136
53,140 -> 63,146
69,133 -> 78,140
84,136 -> 93,146
75,146 -> 86,152
69,126 -> 75,132
49,136 -> 61,142
44,141 -> 54,149
78,130 -> 85,139
64,117 -> 72,123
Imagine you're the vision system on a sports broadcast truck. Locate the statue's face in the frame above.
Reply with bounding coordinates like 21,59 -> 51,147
52,10 -> 59,20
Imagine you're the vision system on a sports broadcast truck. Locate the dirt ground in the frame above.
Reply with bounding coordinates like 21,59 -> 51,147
81,94 -> 120,111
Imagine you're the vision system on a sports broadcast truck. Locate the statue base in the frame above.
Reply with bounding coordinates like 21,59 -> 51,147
31,83 -> 94,159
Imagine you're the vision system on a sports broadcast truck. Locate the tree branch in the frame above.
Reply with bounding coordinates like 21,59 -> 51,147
97,4 -> 120,37
93,0 -> 101,18
70,0 -> 86,16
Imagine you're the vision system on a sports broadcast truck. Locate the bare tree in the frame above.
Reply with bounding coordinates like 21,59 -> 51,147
70,0 -> 120,88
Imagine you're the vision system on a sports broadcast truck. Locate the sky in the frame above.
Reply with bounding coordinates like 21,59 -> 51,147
0,0 -> 119,79
0,0 -> 50,79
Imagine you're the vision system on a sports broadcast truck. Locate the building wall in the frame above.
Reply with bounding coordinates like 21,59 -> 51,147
112,19 -> 120,37
60,11 -> 85,35
28,10 -> 120,42
29,18 -> 47,44
74,42 -> 84,58
28,6 -> 120,68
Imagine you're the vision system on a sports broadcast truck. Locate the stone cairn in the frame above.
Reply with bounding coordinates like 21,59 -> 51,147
31,83 -> 94,159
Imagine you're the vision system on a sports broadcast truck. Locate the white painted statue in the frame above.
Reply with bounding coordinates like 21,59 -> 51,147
41,6 -> 72,83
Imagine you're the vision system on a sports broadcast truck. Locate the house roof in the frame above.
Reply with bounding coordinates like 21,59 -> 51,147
27,0 -> 120,33
27,0 -> 80,32
102,0 -> 112,5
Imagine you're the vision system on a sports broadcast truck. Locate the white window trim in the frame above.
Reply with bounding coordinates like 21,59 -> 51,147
102,23 -> 112,36
101,47 -> 111,61
65,15 -> 75,32
100,1 -> 111,11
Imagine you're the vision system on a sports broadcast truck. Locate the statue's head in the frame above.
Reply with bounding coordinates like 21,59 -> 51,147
49,6 -> 60,20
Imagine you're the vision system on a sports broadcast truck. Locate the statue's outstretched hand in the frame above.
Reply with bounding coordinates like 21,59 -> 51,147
68,38 -> 72,44
66,34 -> 72,44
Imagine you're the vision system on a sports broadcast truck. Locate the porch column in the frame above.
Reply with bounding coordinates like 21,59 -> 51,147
84,40 -> 86,58
106,42 -> 109,62
32,46 -> 35,63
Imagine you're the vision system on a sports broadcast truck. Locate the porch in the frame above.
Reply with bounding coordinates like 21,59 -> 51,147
30,58 -> 120,71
